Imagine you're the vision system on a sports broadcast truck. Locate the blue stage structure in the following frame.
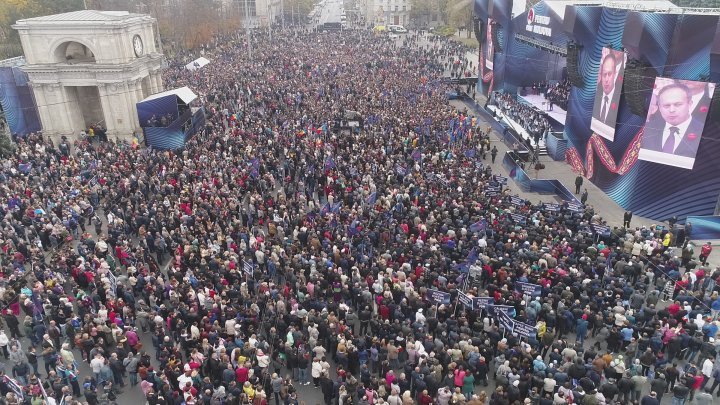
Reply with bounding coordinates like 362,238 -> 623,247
0,57 -> 41,137
136,86 -> 205,150
502,151 -> 580,204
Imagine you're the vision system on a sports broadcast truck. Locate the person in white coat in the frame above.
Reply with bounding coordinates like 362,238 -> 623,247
311,357 -> 323,387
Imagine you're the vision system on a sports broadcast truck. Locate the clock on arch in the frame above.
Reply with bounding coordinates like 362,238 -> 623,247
132,34 -> 144,57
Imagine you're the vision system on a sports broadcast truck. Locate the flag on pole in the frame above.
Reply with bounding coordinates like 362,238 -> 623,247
366,192 -> 377,205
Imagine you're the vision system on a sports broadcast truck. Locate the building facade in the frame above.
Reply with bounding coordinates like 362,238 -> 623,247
358,0 -> 411,27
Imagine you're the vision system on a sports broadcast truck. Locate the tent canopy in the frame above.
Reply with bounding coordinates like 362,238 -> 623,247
185,57 -> 210,71
137,86 -> 197,128
140,86 -> 197,105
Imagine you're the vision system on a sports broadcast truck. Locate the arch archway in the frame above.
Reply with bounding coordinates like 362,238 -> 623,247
52,40 -> 96,63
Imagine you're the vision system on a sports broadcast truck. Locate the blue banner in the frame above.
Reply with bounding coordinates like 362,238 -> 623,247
494,175 -> 508,185
543,203 -> 561,211
457,291 -> 474,309
513,320 -> 538,339
426,289 -> 451,305
514,281 -> 542,297
497,310 -> 515,333
510,196 -> 525,206
510,213 -> 527,224
566,202 -> 584,212
473,296 -> 494,310
592,224 -> 611,236
486,304 -> 515,318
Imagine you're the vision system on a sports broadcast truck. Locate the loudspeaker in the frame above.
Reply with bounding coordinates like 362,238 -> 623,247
709,85 -> 720,123
473,17 -> 485,42
491,22 -> 503,52
566,41 -> 584,88
623,58 -> 656,117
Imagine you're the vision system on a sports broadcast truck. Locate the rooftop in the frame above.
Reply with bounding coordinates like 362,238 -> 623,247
14,10 -> 148,25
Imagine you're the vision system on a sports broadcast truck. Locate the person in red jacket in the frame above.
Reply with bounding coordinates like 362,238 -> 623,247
418,389 -> 433,405
700,242 -> 712,266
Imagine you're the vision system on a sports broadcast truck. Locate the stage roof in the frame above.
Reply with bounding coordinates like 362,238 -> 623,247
141,87 -> 197,105
540,0 -> 720,16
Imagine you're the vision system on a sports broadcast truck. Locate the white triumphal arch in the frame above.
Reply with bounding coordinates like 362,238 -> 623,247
13,10 -> 164,141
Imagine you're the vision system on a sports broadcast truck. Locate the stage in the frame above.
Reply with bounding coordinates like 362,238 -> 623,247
486,105 -> 546,152
517,93 -> 567,127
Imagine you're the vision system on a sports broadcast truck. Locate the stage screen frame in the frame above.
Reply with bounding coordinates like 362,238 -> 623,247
638,78 -> 715,170
590,47 -> 627,141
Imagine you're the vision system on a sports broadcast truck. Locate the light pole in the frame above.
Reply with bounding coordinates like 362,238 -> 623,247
268,3 -> 273,41
241,0 -> 252,59
281,0 -> 285,29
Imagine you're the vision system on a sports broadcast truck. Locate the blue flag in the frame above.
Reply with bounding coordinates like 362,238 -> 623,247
18,163 -> 32,174
348,218 -> 360,236
331,201 -> 342,213
464,148 -> 476,158
249,158 -> 260,179
324,156 -> 336,169
367,192 -> 377,205
320,203 -> 331,216
411,148 -> 422,161
469,219 -> 487,233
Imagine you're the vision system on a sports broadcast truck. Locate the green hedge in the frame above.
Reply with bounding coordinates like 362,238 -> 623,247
432,26 -> 456,37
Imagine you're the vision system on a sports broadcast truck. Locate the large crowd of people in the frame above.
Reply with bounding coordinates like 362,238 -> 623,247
491,92 -> 550,147
0,25 -> 719,405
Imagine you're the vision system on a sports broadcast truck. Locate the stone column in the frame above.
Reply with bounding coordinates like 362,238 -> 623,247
97,83 -> 117,136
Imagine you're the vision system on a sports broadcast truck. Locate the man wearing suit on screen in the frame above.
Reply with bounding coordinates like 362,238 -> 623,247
686,80 -> 713,117
592,53 -> 619,125
641,83 -> 704,159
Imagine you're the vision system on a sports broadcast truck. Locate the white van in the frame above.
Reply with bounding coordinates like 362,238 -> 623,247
387,25 -> 408,33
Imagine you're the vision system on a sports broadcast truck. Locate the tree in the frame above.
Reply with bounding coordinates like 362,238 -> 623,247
447,0 -> 472,31
0,0 -> 85,58
0,132 -> 16,159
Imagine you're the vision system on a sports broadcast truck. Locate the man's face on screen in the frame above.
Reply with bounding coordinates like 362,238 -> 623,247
600,57 -> 616,95
658,87 -> 691,126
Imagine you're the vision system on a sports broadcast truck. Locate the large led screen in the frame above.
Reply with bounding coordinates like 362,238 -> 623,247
590,47 -> 627,141
638,78 -> 715,170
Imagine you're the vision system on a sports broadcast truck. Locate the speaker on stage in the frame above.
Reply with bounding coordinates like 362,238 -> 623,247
473,16 -> 485,43
709,85 -> 720,123
566,41 -> 584,88
623,58 -> 656,117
